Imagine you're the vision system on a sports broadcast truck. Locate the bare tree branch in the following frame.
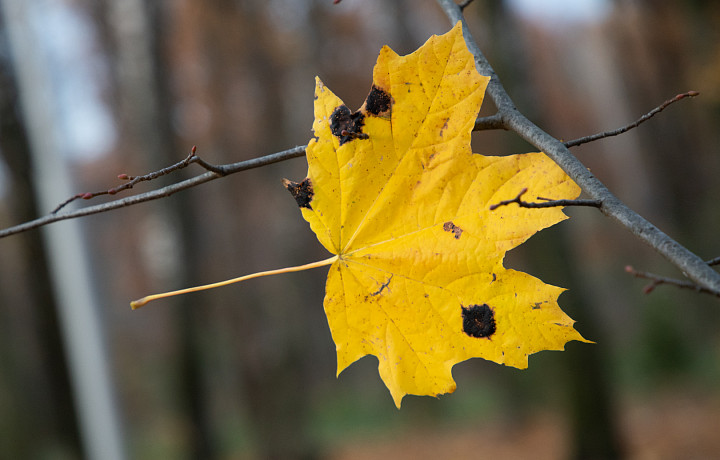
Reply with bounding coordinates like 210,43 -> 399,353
0,145 -> 306,239
436,0 -> 720,294
563,91 -> 699,148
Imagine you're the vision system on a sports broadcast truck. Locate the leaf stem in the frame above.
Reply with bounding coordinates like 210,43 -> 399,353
130,255 -> 338,309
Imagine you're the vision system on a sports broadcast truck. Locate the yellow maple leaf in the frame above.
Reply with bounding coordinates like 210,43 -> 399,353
132,23 -> 589,408
283,23 -> 588,407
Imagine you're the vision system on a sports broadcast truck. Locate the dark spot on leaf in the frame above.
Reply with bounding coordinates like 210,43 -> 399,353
283,178 -> 313,209
462,304 -> 496,338
443,221 -> 463,239
364,85 -> 392,117
330,105 -> 366,145
532,302 -> 543,310
491,273 -> 497,282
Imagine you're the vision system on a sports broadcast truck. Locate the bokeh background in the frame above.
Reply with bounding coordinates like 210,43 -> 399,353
1,0 -> 719,459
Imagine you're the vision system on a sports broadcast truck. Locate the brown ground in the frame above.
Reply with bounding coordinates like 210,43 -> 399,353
330,392 -> 720,460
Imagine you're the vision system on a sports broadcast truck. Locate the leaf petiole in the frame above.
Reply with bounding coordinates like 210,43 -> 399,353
130,255 -> 338,309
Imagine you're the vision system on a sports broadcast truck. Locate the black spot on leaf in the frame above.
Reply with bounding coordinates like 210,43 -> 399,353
330,105 -> 366,145
283,178 -> 313,209
462,304 -> 496,338
364,85 -> 392,117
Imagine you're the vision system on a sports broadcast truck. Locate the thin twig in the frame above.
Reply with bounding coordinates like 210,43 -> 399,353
489,188 -> 602,211
436,0 -> 720,294
476,91 -> 699,143
0,145 -> 306,239
706,256 -> 720,266
625,265 -> 720,297
473,113 -> 506,131
51,146 -> 226,214
458,0 -> 475,11
564,91 -> 700,148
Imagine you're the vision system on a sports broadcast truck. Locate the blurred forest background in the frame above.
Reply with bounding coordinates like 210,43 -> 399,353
1,0 -> 719,459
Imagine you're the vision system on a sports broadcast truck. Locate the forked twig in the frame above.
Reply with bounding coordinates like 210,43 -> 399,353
51,146 -> 225,214
489,188 -> 602,211
0,145 -> 306,239
625,265 -> 720,297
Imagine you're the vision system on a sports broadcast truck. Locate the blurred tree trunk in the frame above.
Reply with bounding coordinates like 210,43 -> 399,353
0,13 -> 82,459
552,229 -> 625,460
147,4 -> 217,459
181,1 -> 323,457
101,0 -> 215,457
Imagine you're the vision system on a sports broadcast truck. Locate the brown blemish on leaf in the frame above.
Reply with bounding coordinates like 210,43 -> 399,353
283,178 -> 313,209
330,105 -> 366,145
439,118 -> 449,137
443,221 -> 463,239
363,85 -> 392,117
462,304 -> 496,338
